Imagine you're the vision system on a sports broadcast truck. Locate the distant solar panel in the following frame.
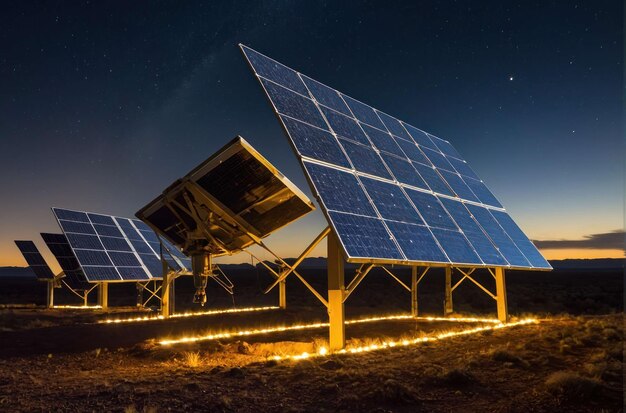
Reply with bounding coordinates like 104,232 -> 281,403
136,137 -> 315,257
51,208 -> 189,282
240,45 -> 551,270
14,240 -> 55,279
40,233 -> 91,289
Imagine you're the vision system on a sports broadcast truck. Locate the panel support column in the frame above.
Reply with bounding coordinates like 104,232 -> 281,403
136,283 -> 144,307
327,232 -> 345,351
98,282 -> 108,309
411,266 -> 418,317
161,273 -> 171,317
444,267 -> 453,315
495,267 -> 508,323
278,280 -> 287,309
46,281 -> 54,309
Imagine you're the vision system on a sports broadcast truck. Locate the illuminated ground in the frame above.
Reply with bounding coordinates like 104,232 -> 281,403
0,266 -> 622,411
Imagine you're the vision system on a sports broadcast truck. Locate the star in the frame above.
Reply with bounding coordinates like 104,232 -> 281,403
509,76 -> 514,81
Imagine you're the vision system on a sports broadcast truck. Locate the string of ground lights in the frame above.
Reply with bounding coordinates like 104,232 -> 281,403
157,314 -> 509,346
100,306 -> 280,324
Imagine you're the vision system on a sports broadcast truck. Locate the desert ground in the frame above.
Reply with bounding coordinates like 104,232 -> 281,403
0,264 -> 623,412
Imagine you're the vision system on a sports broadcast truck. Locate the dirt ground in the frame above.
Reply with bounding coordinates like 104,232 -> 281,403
0,266 -> 623,412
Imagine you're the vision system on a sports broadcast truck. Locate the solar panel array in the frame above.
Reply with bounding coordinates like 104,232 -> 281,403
40,233 -> 91,289
14,240 -> 55,279
241,45 -> 550,270
52,208 -> 190,282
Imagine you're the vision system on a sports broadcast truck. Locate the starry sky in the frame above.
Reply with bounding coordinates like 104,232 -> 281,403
0,1 -> 622,269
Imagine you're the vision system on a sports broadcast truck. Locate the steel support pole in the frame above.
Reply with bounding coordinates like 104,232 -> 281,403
98,282 -> 109,309
161,273 -> 171,317
278,280 -> 287,309
327,232 -> 345,351
136,283 -> 144,307
46,281 -> 54,308
495,267 -> 508,323
411,266 -> 418,317
444,267 -> 453,315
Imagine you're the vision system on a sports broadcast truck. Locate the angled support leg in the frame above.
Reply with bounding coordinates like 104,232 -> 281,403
444,267 -> 453,315
495,267 -> 508,323
327,233 -> 345,351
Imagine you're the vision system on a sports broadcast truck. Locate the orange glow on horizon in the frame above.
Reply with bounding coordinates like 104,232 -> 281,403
539,248 -> 624,260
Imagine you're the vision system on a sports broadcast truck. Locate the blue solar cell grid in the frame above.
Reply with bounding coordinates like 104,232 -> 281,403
241,45 -> 551,269
52,208 -> 191,282
14,240 -> 55,279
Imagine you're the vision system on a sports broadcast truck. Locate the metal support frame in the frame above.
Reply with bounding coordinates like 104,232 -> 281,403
137,281 -> 162,308
343,264 -> 374,302
446,267 -> 509,323
444,267 -> 453,315
251,226 -> 331,308
327,232 -> 345,351
97,282 -> 108,309
59,280 -> 98,307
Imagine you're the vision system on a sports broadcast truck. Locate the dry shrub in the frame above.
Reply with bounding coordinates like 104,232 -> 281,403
545,371 -> 602,401
182,351 -> 202,368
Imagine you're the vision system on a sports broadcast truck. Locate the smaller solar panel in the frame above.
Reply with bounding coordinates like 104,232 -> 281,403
52,208 -> 189,283
14,240 -> 55,279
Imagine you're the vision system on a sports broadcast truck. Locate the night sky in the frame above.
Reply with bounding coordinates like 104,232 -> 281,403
1,1 -> 622,268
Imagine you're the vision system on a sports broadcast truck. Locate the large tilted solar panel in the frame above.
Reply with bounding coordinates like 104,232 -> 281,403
40,233 -> 91,290
14,240 -> 55,279
240,45 -> 551,270
51,208 -> 189,282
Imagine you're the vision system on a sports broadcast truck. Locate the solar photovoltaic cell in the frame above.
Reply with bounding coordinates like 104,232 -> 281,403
376,111 -> 413,142
380,153 -> 429,190
489,210 -> 550,268
260,78 -> 327,130
241,45 -> 551,269
339,139 -> 391,179
404,189 -> 457,231
465,205 -> 531,268
360,177 -> 423,225
320,106 -> 370,145
14,240 -> 55,279
41,233 -> 90,288
301,75 -> 352,116
280,116 -> 351,168
328,211 -> 402,260
361,124 -> 404,157
385,221 -> 447,263
52,208 -> 190,282
303,161 -> 376,217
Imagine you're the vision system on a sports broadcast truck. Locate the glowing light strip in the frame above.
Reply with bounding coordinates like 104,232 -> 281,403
52,305 -> 102,309
100,306 -> 280,324
158,314 -> 501,346
274,318 -> 538,361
